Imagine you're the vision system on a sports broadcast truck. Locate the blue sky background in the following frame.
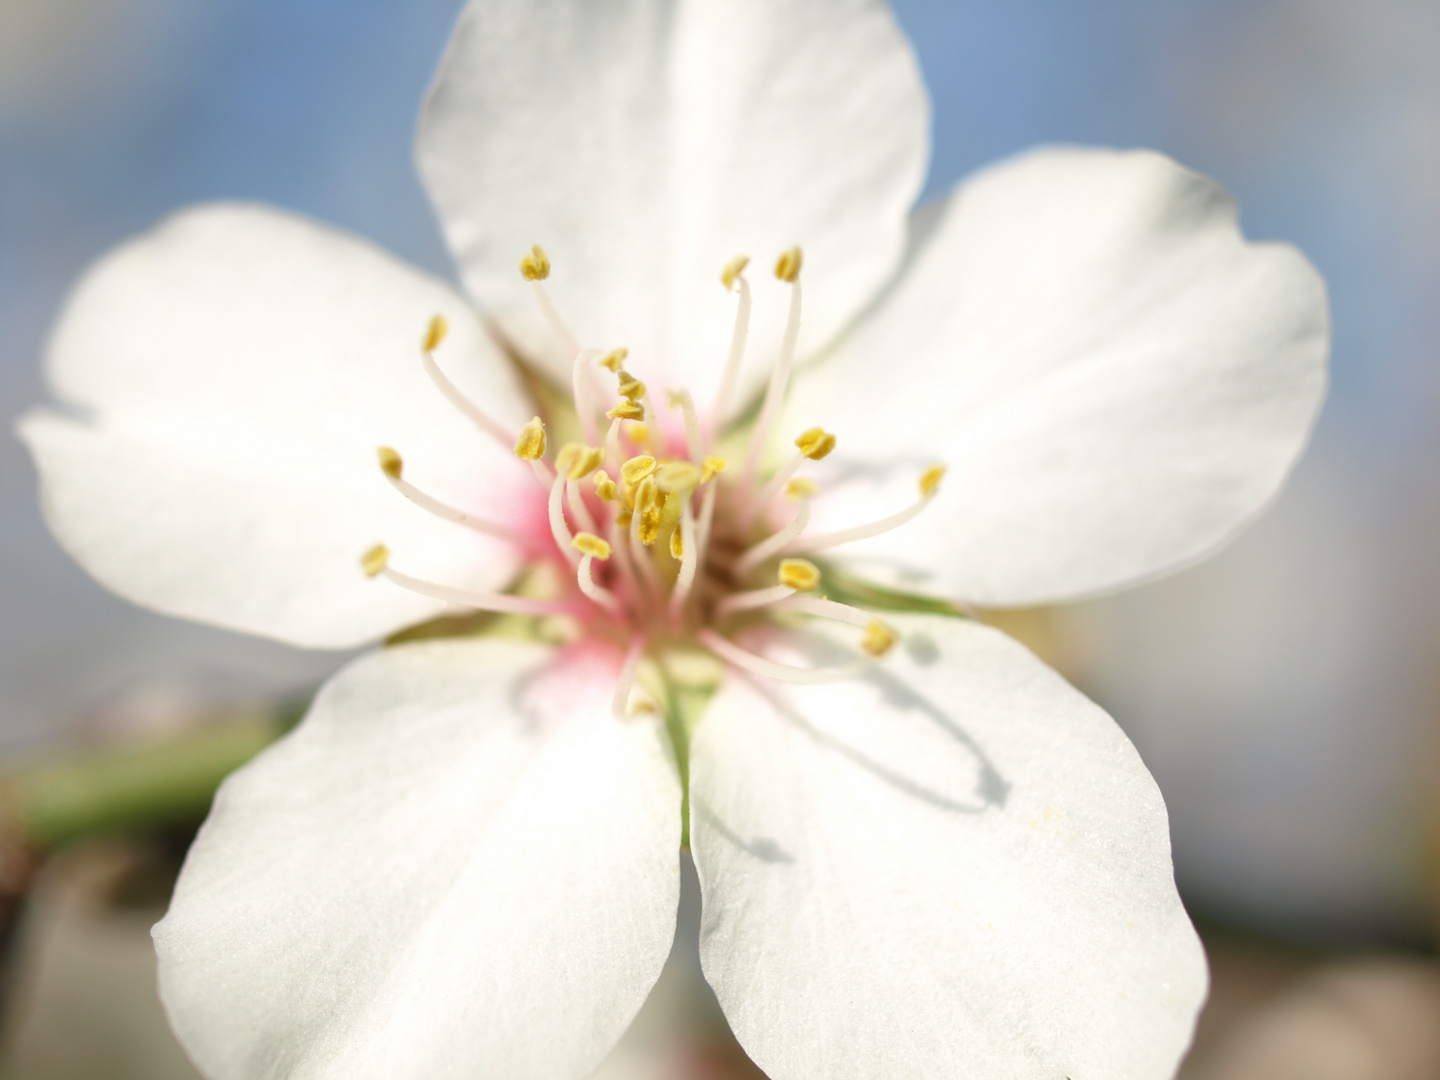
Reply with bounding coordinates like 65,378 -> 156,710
2,0 -> 1437,939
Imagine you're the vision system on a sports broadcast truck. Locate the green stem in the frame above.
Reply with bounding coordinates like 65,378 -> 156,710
0,709 -> 298,852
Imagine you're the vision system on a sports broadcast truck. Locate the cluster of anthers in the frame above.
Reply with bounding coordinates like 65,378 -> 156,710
361,244 -> 945,715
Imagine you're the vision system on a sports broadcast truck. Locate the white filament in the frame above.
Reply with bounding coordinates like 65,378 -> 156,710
612,635 -> 647,718
774,594 -> 874,628
790,494 -> 935,554
421,348 -> 514,449
707,275 -> 751,450
698,630 -> 869,685
734,502 -> 810,576
714,584 -> 796,620
743,278 -> 802,483
668,499 -> 699,618
576,554 -> 620,613
383,472 -> 521,543
380,565 -> 574,617
532,281 -> 581,360
548,474 -> 580,566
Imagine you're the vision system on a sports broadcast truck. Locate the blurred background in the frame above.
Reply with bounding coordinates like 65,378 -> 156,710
1,0 -> 1437,1077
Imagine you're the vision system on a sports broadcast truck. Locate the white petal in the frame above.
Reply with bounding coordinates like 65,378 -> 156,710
691,614 -> 1206,1080
417,0 -> 927,412
18,204 -> 539,648
787,148 -> 1329,605
154,638 -> 682,1080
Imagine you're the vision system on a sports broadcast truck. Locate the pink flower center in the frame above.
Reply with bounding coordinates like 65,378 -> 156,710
363,246 -> 945,712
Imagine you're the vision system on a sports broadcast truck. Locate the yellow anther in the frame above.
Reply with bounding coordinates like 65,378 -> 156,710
638,507 -> 662,546
514,417 -> 546,461
599,348 -> 629,372
774,245 -> 803,283
785,477 -> 818,500
607,400 -> 645,421
572,532 -> 612,560
556,443 -> 604,481
376,446 -> 403,479
423,313 -> 448,352
616,506 -> 633,528
621,455 -> 658,486
626,422 -> 649,444
361,544 -> 390,578
862,620 -> 898,658
519,245 -> 551,281
919,464 -> 946,499
795,427 -> 836,461
593,470 -> 618,501
655,461 -> 700,494
720,254 -> 751,290
633,477 -> 658,516
670,529 -> 684,559
777,558 -> 821,591
701,456 -> 727,483
617,374 -> 646,401
555,443 -> 582,476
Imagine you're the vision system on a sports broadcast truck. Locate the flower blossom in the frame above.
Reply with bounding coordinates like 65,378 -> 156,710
18,1 -> 1328,1079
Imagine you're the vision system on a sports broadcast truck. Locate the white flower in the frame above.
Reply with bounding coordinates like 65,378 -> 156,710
17,1 -> 1328,1078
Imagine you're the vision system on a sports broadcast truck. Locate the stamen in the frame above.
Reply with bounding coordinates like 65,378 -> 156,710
375,447 -> 522,543
773,596 -> 899,657
370,555 -> 578,617
361,544 -> 390,578
794,427 -> 836,460
593,470 -> 619,501
600,348 -> 628,373
708,263 -> 752,447
777,558 -> 821,591
622,455 -> 658,486
698,629 -> 869,685
785,477 -> 817,500
628,492 -> 662,594
654,461 -> 700,494
573,532 -> 611,559
607,516 -> 640,596
701,456 -> 726,484
743,247 -> 804,483
566,480 -> 599,534
637,507 -> 662,547
862,621 -> 899,658
518,245 -> 551,281
774,246 -> 803,283
714,584 -> 796,619
734,502 -> 810,575
720,255 -> 750,290
420,316 -> 515,450
747,431 -> 828,521
423,314 -> 448,352
556,443 -> 604,482
514,417 -> 547,461
575,552 -> 620,613
548,473 -> 580,566
668,499 -> 699,618
612,635 -> 647,718
670,388 -> 703,462
572,349 -> 603,445
789,467 -> 946,554
520,244 -> 581,360
695,476 -> 720,570
607,400 -> 645,421
617,373 -> 646,401
669,528 -> 684,560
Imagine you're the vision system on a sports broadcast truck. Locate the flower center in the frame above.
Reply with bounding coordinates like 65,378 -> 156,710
361,245 -> 944,713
